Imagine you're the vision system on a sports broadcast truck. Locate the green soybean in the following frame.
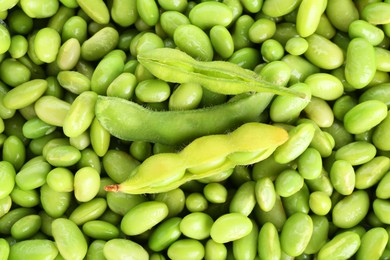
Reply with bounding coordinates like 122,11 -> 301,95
344,100 -> 388,134
52,218 -> 88,260
136,0 -> 159,26
179,212 -> 213,240
82,220 -> 119,240
10,214 -> 41,240
296,0 -> 327,37
376,171 -> 390,199
355,156 -> 390,189
40,184 -> 72,218
68,197 -> 107,225
3,79 -> 47,110
330,160 -> 355,195
332,190 -> 370,228
210,25 -> 234,59
304,33 -> 344,70
317,231 -> 361,260
345,37 -> 377,89
274,123 -> 316,164
210,212 -> 253,243
356,227 -> 388,260
361,2 -> 390,25
280,212 -> 313,257
148,217 -> 182,252
326,0 -> 359,32
8,239 -> 58,260
80,27 -> 119,61
103,239 -> 149,260
167,239 -> 204,260
203,183 -> 228,204
74,166 -> 100,202
0,161 -> 15,199
257,222 -> 281,260
121,201 -> 169,236
205,239 -> 227,260
173,24 -> 214,61
275,169 -> 304,197
304,215 -> 329,254
46,167 -> 74,192
233,220 -> 258,260
373,199 -> 390,224
63,91 -> 97,138
111,0 -> 137,27
189,2 -> 233,30
34,96 -> 71,127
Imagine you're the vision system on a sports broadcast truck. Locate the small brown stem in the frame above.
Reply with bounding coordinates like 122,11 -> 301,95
104,184 -> 120,192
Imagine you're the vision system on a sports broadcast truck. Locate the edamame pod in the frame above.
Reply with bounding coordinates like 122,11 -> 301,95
96,93 -> 273,145
105,123 -> 287,194
137,48 -> 307,98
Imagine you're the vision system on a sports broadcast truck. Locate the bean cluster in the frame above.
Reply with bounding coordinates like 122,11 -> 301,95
0,0 -> 390,259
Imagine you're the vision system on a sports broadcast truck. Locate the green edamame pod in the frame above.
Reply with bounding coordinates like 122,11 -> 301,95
96,93 -> 273,145
137,48 -> 307,98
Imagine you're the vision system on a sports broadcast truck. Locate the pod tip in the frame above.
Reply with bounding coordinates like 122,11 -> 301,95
104,184 -> 120,192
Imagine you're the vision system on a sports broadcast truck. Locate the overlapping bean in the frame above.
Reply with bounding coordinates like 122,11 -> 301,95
0,0 -> 390,259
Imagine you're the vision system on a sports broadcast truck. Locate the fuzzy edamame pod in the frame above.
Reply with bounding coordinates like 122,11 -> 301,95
105,122 -> 288,194
137,48 -> 308,98
95,92 -> 274,145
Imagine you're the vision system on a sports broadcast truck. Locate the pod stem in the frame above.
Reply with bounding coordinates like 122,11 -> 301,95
104,184 -> 120,192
